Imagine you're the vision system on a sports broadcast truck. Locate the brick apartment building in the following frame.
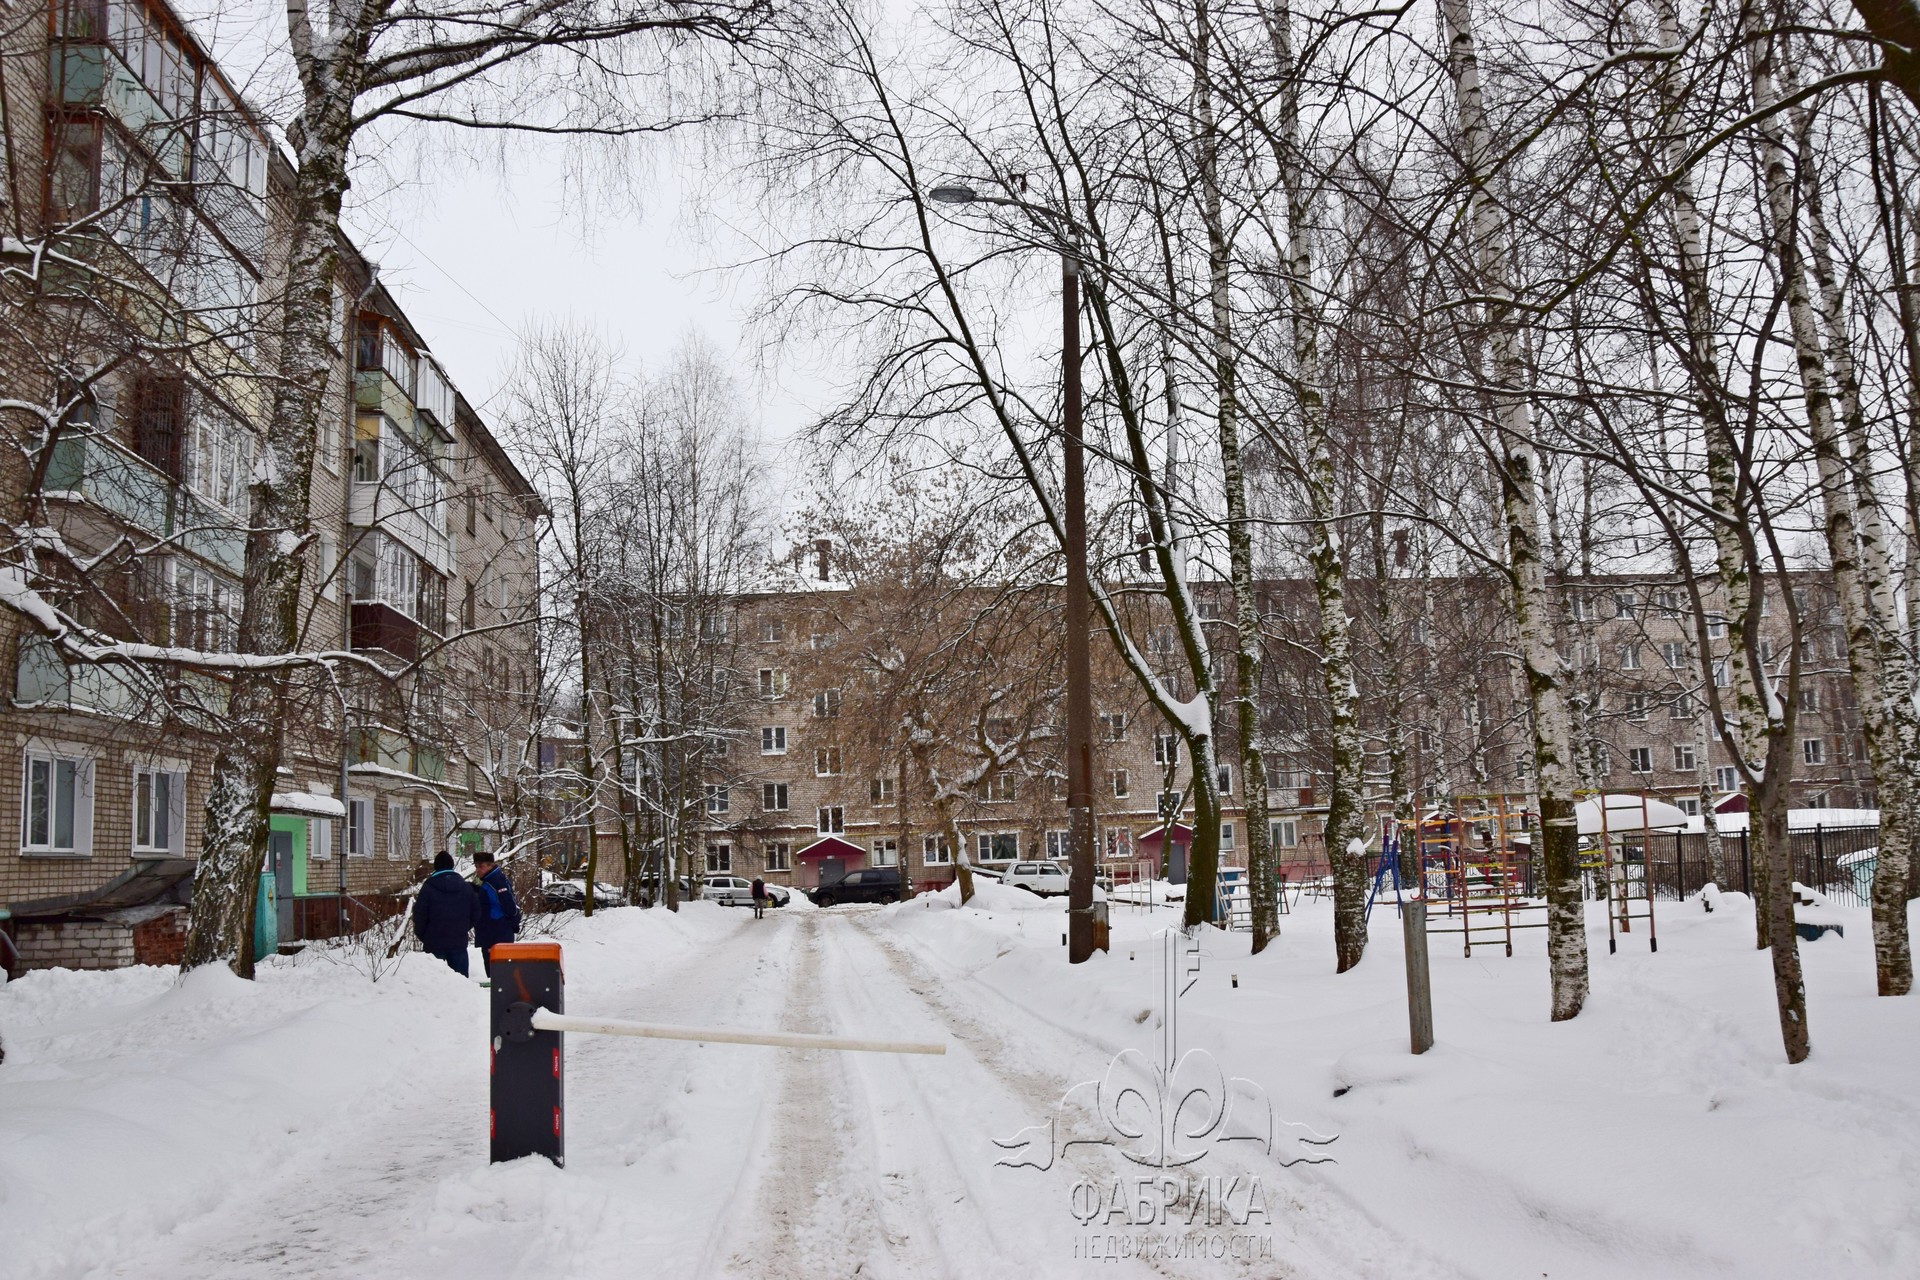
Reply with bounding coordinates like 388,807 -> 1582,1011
0,0 -> 543,971
671,564 -> 1872,894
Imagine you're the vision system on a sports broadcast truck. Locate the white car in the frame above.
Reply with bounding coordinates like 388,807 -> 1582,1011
1003,861 -> 1071,896
698,875 -> 790,908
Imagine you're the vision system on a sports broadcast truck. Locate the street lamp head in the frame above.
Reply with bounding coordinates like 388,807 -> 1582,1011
928,185 -> 978,204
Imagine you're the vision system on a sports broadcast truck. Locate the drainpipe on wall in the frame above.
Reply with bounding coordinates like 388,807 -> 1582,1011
339,261 -> 382,932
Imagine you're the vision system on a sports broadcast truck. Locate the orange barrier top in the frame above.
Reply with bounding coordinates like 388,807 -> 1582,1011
491,942 -> 563,965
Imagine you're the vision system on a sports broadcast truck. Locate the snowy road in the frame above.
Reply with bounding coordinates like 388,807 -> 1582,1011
9,891 -> 1917,1279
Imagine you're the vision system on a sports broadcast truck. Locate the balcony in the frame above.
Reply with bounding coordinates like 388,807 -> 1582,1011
43,431 -> 246,574
51,44 -> 188,176
15,636 -> 229,723
347,478 -> 452,575
349,727 -> 445,781
350,600 -> 422,662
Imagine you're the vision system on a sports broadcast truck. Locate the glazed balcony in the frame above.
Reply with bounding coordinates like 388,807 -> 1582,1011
42,430 -> 245,574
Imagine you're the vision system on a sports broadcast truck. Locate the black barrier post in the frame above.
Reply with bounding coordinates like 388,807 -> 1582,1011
490,942 -> 565,1167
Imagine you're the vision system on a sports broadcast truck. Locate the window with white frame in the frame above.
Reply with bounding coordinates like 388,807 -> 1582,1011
1662,642 -> 1686,669
758,668 -> 785,699
1674,744 -> 1697,771
817,806 -> 844,834
1619,644 -> 1642,671
132,765 -> 185,854
1706,613 -> 1726,639
1614,591 -> 1639,619
347,798 -> 372,857
1676,796 -> 1700,816
1798,685 -> 1820,712
1657,589 -> 1682,617
1107,769 -> 1130,798
872,837 -> 899,867
1802,738 -> 1826,765
814,746 -> 842,777
21,746 -> 93,854
984,771 -> 1017,803
1216,765 -> 1232,796
1270,818 -> 1299,849
706,842 -> 732,873
977,831 -> 1019,861
813,688 -> 841,718
705,784 -> 730,815
186,411 -> 253,513
172,559 -> 239,652
760,726 -> 787,754
1625,693 -> 1648,721
1104,827 -> 1133,860
765,841 -> 791,871
311,816 -> 333,861
1715,765 -> 1739,793
386,802 -> 411,860
1670,694 -> 1694,719
870,777 -> 895,806
1099,713 -> 1127,741
1154,732 -> 1179,766
1712,660 -> 1730,688
1627,747 -> 1653,773
1045,829 -> 1069,859
762,782 -> 788,812
923,834 -> 951,865
419,804 -> 440,860
1220,822 -> 1236,853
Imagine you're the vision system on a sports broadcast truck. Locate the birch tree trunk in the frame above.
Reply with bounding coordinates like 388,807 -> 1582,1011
1742,8 -> 1816,1060
1195,1 -> 1277,952
1795,109 -> 1916,994
1437,0 -> 1587,1018
1262,0 -> 1366,970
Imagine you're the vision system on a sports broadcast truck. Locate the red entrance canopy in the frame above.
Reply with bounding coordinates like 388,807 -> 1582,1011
1136,823 -> 1194,849
794,835 -> 868,860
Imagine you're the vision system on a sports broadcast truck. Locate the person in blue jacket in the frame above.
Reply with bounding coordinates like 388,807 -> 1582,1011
472,849 -> 522,976
413,851 -> 479,975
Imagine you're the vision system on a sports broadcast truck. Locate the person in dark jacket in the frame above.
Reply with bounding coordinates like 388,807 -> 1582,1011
750,877 -> 768,919
472,849 -> 522,975
413,851 -> 479,975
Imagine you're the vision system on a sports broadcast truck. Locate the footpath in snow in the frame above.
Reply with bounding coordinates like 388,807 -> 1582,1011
2,887 -> 1917,1279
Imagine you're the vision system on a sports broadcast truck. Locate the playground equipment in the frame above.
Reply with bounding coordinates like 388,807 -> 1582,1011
1574,791 -> 1684,954
488,942 -> 944,1166
1377,795 -> 1547,958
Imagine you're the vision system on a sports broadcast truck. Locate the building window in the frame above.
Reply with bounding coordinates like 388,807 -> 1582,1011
1802,738 -> 1826,766
705,784 -> 731,814
1627,747 -> 1653,774
923,834 -> 952,865
1715,766 -> 1739,793
1657,590 -> 1682,618
760,617 -> 787,643
985,771 -> 1017,802
1670,694 -> 1693,719
132,766 -> 185,854
1625,694 -> 1648,721
1798,686 -> 1820,712
1712,660 -> 1730,688
386,802 -> 411,860
814,746 -> 842,777
762,782 -> 789,812
419,804 -> 440,860
1270,818 -> 1299,849
977,831 -> 1019,861
1661,642 -> 1686,669
1706,613 -> 1726,639
1099,713 -> 1127,741
1676,797 -> 1700,816
765,841 -> 791,871
872,838 -> 899,867
21,748 -> 92,854
1157,791 -> 1183,822
311,817 -> 333,861
810,629 -> 838,650
1619,644 -> 1642,671
813,688 -> 841,718
761,726 -> 787,754
1045,829 -> 1069,859
870,777 -> 895,806
1567,594 -> 1598,622
1154,733 -> 1179,767
706,842 -> 732,874
1759,637 -> 1775,663
1674,744 -> 1697,771
758,668 -> 785,699
1216,766 -> 1232,796
817,806 -> 844,834
347,798 -> 372,857
1108,769 -> 1130,798
1614,592 -> 1638,619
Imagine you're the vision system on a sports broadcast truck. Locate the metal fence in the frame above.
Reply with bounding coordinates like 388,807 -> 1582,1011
1643,823 -> 1880,907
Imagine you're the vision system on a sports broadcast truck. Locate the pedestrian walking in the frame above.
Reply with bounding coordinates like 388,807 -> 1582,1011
472,849 -> 522,976
413,851 -> 479,975
751,876 -> 768,919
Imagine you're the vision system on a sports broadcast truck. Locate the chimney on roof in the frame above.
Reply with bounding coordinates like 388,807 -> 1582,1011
814,538 -> 832,582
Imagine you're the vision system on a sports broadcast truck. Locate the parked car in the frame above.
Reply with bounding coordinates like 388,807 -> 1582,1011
541,879 -> 632,911
1003,861 -> 1070,896
809,867 -> 903,907
698,875 -> 790,908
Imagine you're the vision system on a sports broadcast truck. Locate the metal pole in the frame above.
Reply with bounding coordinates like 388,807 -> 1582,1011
1065,250 -> 1096,964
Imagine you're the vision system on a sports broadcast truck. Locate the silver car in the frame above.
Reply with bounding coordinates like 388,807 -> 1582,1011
1003,861 -> 1070,896
699,875 -> 789,907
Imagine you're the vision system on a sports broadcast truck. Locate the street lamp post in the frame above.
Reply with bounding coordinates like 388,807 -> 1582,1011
929,185 -> 1096,963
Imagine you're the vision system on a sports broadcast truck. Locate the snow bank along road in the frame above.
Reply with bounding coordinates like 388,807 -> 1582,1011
2,889 -> 1918,1278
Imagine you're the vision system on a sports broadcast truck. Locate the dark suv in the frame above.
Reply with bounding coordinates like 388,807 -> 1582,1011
809,867 -> 904,907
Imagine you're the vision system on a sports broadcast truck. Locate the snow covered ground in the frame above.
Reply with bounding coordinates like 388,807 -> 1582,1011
2,887 -> 1917,1278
